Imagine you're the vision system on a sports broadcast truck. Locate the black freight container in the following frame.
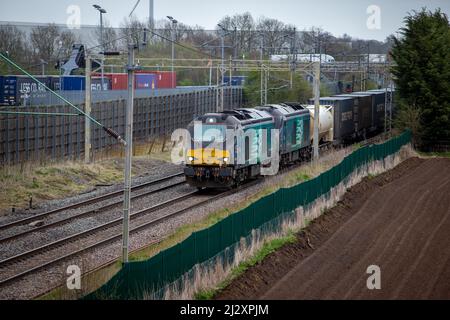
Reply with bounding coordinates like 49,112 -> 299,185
311,96 -> 356,142
369,88 -> 396,119
339,93 -> 373,136
354,91 -> 386,132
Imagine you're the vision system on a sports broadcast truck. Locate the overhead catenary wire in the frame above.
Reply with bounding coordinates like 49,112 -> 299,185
0,51 -> 126,145
87,27 -> 223,60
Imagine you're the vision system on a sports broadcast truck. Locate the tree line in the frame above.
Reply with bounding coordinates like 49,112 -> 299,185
0,12 -> 394,75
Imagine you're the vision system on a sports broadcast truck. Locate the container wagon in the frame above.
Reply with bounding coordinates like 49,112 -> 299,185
338,93 -> 373,139
310,96 -> 356,144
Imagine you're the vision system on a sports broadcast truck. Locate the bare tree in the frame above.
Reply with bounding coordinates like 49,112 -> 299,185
217,12 -> 256,57
256,17 -> 289,56
30,24 -> 60,63
0,25 -> 29,64
120,16 -> 146,48
94,19 -> 118,52
58,30 -> 78,57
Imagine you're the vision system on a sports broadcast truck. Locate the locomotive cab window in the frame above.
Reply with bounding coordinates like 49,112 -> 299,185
193,125 -> 225,143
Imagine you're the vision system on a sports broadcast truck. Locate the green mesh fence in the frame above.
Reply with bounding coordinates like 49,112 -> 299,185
85,131 -> 412,300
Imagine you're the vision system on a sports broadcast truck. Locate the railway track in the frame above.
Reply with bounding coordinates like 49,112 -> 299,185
0,178 -> 186,244
0,181 -> 258,287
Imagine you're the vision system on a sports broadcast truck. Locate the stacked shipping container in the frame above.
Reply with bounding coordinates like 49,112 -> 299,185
0,71 -> 177,106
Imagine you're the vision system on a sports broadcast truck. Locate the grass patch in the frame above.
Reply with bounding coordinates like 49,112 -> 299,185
195,232 -> 297,300
419,151 -> 450,158
0,161 -> 125,211
0,139 -> 174,213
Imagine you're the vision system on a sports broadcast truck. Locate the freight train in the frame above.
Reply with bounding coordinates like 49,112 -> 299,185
0,72 -> 176,106
184,89 -> 393,189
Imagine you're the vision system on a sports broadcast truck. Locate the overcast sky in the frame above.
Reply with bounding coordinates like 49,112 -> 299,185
1,0 -> 449,41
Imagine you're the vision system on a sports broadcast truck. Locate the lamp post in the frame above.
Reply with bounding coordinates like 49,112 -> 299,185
93,5 -> 107,91
218,24 -> 227,85
167,16 -> 178,88
217,24 -> 228,111
58,40 -> 63,91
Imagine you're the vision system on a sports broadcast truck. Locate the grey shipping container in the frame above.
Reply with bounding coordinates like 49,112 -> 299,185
339,94 -> 373,135
369,88 -> 396,117
15,76 -> 51,105
313,96 -> 356,142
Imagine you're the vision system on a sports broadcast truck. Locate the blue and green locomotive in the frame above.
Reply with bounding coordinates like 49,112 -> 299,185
184,103 -> 312,188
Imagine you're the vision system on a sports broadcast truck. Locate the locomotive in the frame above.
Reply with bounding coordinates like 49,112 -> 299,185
183,90 -> 393,189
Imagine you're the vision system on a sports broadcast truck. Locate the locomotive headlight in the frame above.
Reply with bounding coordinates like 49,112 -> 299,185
188,156 -> 195,162
223,157 -> 229,163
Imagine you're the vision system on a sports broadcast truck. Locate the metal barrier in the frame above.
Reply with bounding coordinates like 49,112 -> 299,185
0,87 -> 243,165
14,86 -> 242,107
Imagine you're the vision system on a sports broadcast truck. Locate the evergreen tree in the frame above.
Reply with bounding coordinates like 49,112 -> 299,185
391,8 -> 450,145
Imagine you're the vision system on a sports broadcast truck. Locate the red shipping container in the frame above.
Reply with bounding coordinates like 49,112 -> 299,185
102,72 -> 176,90
158,72 -> 176,89
109,73 -> 128,90
138,71 -> 176,89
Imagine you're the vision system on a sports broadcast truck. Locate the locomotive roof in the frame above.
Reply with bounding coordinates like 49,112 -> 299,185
339,93 -> 372,97
353,91 -> 389,96
196,108 -> 273,125
257,103 -> 309,116
230,108 -> 273,121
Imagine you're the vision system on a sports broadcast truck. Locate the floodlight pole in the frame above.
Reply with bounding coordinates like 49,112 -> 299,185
122,44 -> 136,263
260,36 -> 264,105
167,16 -> 178,88
313,62 -> 321,161
85,54 -> 92,163
100,11 -> 105,90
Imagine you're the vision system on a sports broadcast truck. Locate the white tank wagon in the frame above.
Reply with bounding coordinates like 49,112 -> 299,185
305,105 -> 334,143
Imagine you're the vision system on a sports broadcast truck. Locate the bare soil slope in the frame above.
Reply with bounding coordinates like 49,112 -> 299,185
216,157 -> 450,300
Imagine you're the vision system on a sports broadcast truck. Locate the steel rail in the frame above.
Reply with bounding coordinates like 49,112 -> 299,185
0,172 -> 184,231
